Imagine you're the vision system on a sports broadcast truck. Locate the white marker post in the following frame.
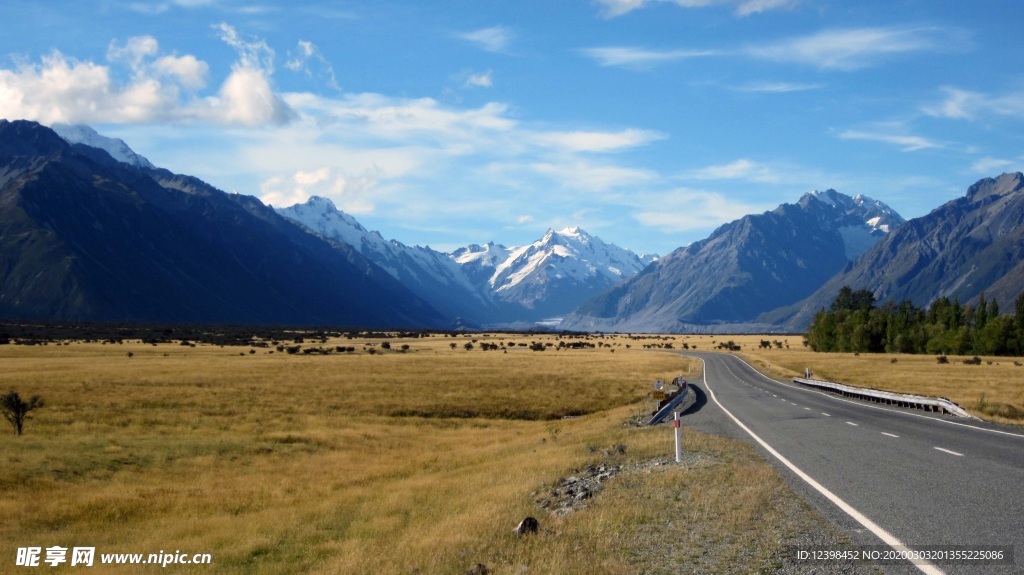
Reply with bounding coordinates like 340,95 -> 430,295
673,412 -> 682,463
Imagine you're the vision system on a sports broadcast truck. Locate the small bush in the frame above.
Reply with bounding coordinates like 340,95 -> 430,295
936,355 -> 949,364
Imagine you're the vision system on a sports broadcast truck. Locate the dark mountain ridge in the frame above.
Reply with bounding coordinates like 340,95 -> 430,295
0,120 -> 446,328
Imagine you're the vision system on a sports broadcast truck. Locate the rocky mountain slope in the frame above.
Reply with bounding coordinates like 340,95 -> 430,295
561,190 -> 904,333
769,172 -> 1024,330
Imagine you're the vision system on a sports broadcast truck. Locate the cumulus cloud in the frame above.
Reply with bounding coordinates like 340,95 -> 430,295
0,28 -> 291,126
259,165 -> 380,213
463,70 -> 493,88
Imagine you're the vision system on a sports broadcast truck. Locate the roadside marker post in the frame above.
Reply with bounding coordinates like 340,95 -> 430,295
673,412 -> 682,463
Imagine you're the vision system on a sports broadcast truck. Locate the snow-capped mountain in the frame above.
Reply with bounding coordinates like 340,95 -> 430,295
277,197 -> 657,326
51,124 -> 156,169
276,197 -> 495,324
562,189 -> 905,333
455,227 -> 657,318
800,189 -> 904,259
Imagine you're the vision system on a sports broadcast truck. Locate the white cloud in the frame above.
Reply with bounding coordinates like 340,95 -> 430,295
463,70 -> 493,88
753,27 -> 956,70
923,86 -> 1024,121
286,40 -> 340,91
458,27 -> 514,53
529,160 -> 656,190
534,128 -> 665,153
688,159 -> 782,182
580,46 -> 718,69
595,0 -> 797,19
517,214 -> 535,224
970,157 -> 1018,174
153,55 -> 208,90
0,28 -> 291,126
733,81 -> 822,93
213,67 -> 294,125
213,22 -> 276,74
837,126 -> 941,152
633,188 -> 769,233
259,165 -> 380,213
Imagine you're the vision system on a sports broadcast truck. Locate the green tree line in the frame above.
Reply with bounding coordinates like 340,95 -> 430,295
805,286 -> 1024,356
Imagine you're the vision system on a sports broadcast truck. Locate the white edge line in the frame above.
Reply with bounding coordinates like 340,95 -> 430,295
934,447 -> 964,457
716,353 -> 1024,440
882,432 -> 900,438
696,357 -> 945,575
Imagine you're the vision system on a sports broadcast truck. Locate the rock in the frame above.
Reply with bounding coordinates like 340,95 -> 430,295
513,516 -> 539,535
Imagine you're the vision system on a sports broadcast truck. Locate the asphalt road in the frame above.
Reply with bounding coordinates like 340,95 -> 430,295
678,352 -> 1024,575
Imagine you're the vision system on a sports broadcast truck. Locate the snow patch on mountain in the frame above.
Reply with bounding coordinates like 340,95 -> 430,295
51,124 -> 156,169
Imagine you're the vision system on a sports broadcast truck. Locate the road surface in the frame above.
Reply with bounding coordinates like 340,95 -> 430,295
679,352 -> 1024,575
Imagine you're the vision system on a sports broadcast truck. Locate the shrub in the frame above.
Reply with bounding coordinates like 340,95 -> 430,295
2,391 -> 45,436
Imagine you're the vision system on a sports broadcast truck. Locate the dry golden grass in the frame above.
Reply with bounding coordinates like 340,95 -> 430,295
689,334 -> 1024,426
0,334 -> 834,574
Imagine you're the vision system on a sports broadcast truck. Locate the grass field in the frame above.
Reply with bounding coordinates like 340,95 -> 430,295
0,333 -> 846,574
3,331 -> 1018,573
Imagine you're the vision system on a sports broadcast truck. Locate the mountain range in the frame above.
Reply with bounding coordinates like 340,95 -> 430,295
765,172 -> 1024,330
560,190 -> 905,332
1,119 -> 1021,333
277,197 -> 655,327
0,120 -> 445,327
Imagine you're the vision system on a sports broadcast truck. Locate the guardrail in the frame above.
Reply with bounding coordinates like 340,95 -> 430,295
792,377 -> 977,419
647,382 -> 697,425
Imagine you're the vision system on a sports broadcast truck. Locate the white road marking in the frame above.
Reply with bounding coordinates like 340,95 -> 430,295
846,421 -> 859,427
882,432 -> 900,438
934,447 -> 964,457
804,407 -> 812,411
822,413 -> 831,417
696,358 -> 945,575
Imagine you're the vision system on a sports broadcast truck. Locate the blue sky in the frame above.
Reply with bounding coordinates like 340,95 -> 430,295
1,0 -> 1023,256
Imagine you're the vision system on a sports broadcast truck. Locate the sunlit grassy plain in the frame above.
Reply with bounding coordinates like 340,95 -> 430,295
711,334 -> 1024,425
0,333 -> 840,574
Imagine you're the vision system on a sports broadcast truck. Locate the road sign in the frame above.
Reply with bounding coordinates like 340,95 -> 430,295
652,390 -> 665,401
654,379 -> 664,391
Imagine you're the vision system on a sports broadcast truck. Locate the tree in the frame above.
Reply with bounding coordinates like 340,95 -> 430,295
2,391 -> 45,436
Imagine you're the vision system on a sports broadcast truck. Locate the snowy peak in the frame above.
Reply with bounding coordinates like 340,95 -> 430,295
796,188 -> 905,247
483,226 -> 656,295
50,124 -> 156,169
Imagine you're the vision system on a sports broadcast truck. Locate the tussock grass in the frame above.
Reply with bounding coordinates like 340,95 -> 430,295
1,334 -> 839,573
